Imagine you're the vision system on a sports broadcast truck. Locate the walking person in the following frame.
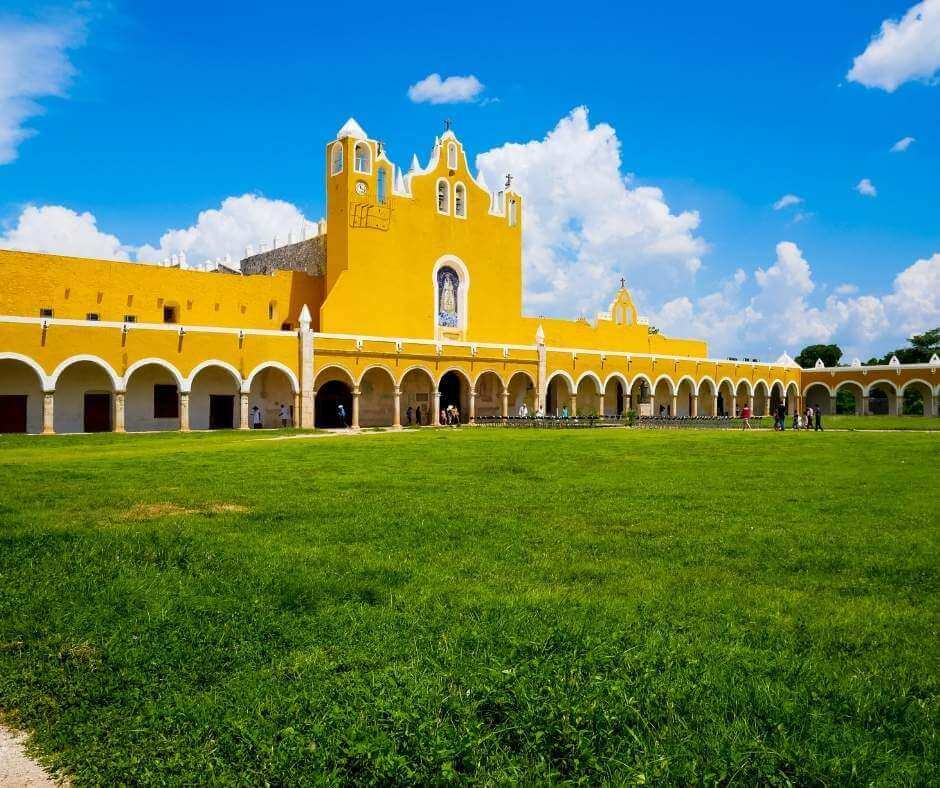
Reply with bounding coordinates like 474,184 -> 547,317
337,402 -> 347,428
279,403 -> 289,428
406,406 -> 413,426
805,406 -> 814,431
742,402 -> 751,430
814,405 -> 823,431
250,405 -> 263,429
777,402 -> 787,431
415,405 -> 421,426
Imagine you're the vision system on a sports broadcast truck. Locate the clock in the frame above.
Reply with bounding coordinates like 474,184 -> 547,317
355,180 -> 368,195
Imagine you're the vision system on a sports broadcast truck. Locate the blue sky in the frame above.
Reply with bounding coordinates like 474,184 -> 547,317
2,0 -> 939,360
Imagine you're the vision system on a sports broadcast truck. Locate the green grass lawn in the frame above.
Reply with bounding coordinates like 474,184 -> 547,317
0,428 -> 937,784
825,414 -> 940,430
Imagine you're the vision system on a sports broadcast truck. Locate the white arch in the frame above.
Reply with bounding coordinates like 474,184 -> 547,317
314,363 -> 356,389
472,368 -> 507,391
436,178 -> 450,215
123,357 -> 185,390
734,378 -> 753,396
900,378 -> 934,396
652,374 -> 676,395
185,359 -> 243,393
717,376 -> 736,394
50,354 -> 121,390
575,371 -> 603,392
245,361 -> 300,394
695,375 -> 717,395
603,371 -> 630,391
432,254 -> 470,334
545,370 -> 575,394
506,369 -> 537,389
675,375 -> 696,393
454,181 -> 467,219
330,142 -> 343,176
752,378 -> 770,395
770,379 -> 786,395
436,367 -> 473,388
0,352 -> 50,390
802,381 -> 834,397
864,379 -> 899,396
356,364 -> 397,388
834,378 -> 865,394
353,141 -> 372,174
397,365 -> 436,388
629,372 -> 653,391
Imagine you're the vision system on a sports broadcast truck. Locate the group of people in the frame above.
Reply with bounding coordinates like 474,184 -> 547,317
740,402 -> 823,431
249,403 -> 291,429
403,404 -> 462,426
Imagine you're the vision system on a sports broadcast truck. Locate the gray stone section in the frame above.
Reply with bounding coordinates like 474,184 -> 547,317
240,236 -> 326,276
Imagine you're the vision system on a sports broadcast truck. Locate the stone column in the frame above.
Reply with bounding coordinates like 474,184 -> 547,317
42,391 -> 55,435
298,305 -> 315,429
691,394 -> 698,417
570,394 -> 578,417
351,388 -> 360,429
536,325 -> 547,413
598,394 -> 605,418
829,395 -> 838,416
895,396 -> 903,417
293,392 -> 301,426
433,390 -> 441,425
469,389 -> 476,424
392,387 -> 402,429
862,395 -> 870,416
501,390 -> 509,419
711,395 -> 718,417
179,392 -> 190,431
239,393 -> 250,430
671,394 -> 678,417
114,391 -> 126,433
932,394 -> 939,418
748,395 -> 754,416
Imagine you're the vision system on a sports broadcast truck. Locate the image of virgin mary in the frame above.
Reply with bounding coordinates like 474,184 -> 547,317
437,268 -> 459,327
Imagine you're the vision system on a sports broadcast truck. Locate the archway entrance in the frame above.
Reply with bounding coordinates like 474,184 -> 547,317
358,367 -> 396,427
316,380 -> 353,428
0,358 -> 44,433
869,386 -> 890,415
248,367 -> 297,428
507,371 -> 536,416
439,370 -> 469,422
189,365 -> 240,430
399,368 -> 435,426
630,377 -> 652,416
54,360 -> 115,434
125,362 -> 181,432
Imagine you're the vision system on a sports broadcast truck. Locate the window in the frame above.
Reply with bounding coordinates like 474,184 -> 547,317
268,301 -> 277,320
330,142 -> 343,175
153,384 -> 179,419
454,183 -> 466,218
377,168 -> 387,205
447,142 -> 457,170
353,142 -> 371,174
437,179 -> 450,214
123,314 -> 136,323
280,322 -> 293,332
39,308 -> 54,318
86,312 -> 100,321
163,305 -> 178,324
509,198 -> 518,227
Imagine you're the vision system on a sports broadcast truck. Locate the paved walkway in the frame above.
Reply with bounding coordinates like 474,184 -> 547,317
0,726 -> 62,786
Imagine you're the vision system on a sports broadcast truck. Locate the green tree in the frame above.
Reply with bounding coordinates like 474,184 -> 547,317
795,344 -> 842,368
867,328 -> 940,365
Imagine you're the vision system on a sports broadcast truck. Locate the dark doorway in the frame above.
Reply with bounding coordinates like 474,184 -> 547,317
545,383 -> 555,417
869,388 -> 888,415
0,395 -> 28,433
209,394 -> 235,429
717,393 -> 725,417
315,380 -> 352,428
83,393 -> 112,432
615,382 -> 624,415
438,371 -> 465,421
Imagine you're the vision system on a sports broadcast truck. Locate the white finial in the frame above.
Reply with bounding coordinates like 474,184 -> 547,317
336,117 -> 367,140
889,354 -> 900,367
930,353 -> 939,365
814,358 -> 825,368
851,357 -> 861,367
410,154 -> 420,172
225,253 -> 232,265
298,304 -> 312,328
535,324 -> 545,345
395,167 -> 406,194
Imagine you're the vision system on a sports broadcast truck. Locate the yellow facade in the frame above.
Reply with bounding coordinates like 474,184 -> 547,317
0,120 -> 937,433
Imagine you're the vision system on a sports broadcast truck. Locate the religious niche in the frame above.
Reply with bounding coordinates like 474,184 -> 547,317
437,266 -> 460,328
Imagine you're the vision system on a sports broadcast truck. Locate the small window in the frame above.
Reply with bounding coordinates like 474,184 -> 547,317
354,142 -> 371,174
123,314 -> 137,323
280,322 -> 293,332
153,384 -> 179,419
509,198 -> 518,227
377,168 -> 387,205
454,183 -> 466,218
86,312 -> 100,321
163,305 -> 178,324
330,142 -> 343,175
437,179 -> 450,214
268,301 -> 276,320
39,308 -> 54,318
447,142 -> 457,170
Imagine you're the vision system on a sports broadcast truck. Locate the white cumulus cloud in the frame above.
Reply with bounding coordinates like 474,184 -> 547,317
773,194 -> 803,210
407,74 -> 484,104
0,205 -> 130,260
847,0 -> 940,92
476,106 -> 707,319
890,136 -> 916,152
136,194 -> 317,264
0,16 -> 83,164
855,178 -> 878,197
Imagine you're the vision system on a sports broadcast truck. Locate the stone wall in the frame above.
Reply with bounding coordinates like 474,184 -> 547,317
240,236 -> 326,276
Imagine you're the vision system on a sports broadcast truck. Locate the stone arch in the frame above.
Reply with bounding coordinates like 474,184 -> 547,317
803,382 -> 833,415
474,370 -> 504,418
245,361 -> 299,394
545,371 -> 575,416
603,372 -> 629,417
189,361 -> 242,430
124,359 -> 186,432
0,354 -> 47,433
697,376 -> 718,416
358,365 -> 397,427
52,357 -> 118,433
315,364 -> 356,389
716,377 -> 735,417
675,376 -> 696,417
507,370 -> 536,416
769,380 -> 785,415
900,378 -> 934,417
315,365 -> 355,428
652,374 -> 675,416
575,372 -> 602,416
399,366 -> 436,426
834,379 -> 864,416
785,381 -> 800,414
752,379 -> 770,417
629,373 -> 653,416
438,367 -> 471,423
472,368 -> 507,392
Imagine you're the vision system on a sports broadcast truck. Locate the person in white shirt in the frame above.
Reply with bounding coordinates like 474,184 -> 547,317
250,405 -> 262,429
279,403 -> 289,427
518,403 -> 528,418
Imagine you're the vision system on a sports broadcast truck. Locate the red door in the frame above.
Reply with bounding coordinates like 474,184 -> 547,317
84,393 -> 112,432
0,395 -> 28,433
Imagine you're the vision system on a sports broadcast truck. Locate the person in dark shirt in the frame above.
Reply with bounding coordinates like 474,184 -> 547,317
815,405 -> 823,431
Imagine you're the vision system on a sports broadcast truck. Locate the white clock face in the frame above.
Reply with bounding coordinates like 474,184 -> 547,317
355,181 -> 368,195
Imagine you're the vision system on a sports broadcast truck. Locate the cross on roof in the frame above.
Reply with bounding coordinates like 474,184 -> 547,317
505,172 -> 513,189
620,277 -> 625,288
444,118 -> 451,131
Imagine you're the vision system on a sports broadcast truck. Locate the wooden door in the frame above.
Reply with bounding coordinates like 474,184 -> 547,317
0,395 -> 28,433
209,395 -> 235,429
83,393 -> 112,432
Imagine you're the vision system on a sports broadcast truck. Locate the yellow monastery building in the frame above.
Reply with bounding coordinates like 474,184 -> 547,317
0,119 -> 937,434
